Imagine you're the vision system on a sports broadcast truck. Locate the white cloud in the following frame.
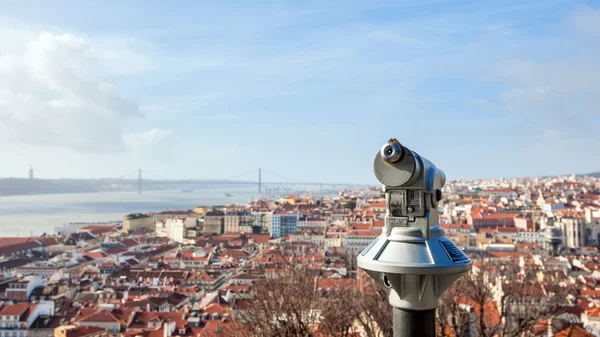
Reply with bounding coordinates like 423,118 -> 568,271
0,31 -> 148,152
492,58 -> 600,116
543,129 -> 561,140
478,6 -> 600,117
93,37 -> 156,76
468,99 -> 495,109
123,128 -> 172,147
569,5 -> 600,37
123,128 -> 174,158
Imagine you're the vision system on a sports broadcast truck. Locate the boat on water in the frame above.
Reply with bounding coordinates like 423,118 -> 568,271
181,189 -> 194,193
224,192 -> 232,197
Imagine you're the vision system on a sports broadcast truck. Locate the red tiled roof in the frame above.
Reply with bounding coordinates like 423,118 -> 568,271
190,271 -> 213,281
224,284 -> 250,293
496,226 -> 518,232
350,223 -> 372,231
482,213 -> 519,219
0,240 -> 44,256
581,288 -> 600,297
121,239 -> 140,248
555,325 -> 595,337
202,303 -> 232,316
128,311 -> 188,331
105,247 -> 127,255
78,309 -> 119,323
199,319 -> 237,337
159,210 -> 193,214
84,251 -> 109,259
586,307 -> 600,318
248,233 -> 270,243
0,304 -> 30,317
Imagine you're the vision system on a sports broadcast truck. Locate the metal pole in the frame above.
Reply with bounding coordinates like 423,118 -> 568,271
258,168 -> 262,194
393,308 -> 435,337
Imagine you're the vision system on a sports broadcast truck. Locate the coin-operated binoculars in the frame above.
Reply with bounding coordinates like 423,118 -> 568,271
357,139 -> 471,337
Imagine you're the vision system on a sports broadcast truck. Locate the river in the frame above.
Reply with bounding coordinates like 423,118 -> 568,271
0,185 -> 261,236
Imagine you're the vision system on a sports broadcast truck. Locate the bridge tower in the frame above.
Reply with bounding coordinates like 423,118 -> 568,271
258,168 -> 262,194
138,169 -> 142,194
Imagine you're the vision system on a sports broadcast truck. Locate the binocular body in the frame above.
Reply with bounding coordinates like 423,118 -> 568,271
357,139 -> 471,310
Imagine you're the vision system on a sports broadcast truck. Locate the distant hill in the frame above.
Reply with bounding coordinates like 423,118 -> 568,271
583,172 -> 600,178
0,178 -> 97,196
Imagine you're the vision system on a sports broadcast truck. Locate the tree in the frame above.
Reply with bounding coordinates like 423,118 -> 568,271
238,265 -> 323,337
348,281 -> 393,337
437,254 -> 569,337
343,201 -> 357,211
236,264 -> 392,337
319,279 -> 393,337
437,277 -> 473,337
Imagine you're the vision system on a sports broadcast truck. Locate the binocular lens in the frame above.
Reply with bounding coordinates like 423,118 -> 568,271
380,142 -> 403,164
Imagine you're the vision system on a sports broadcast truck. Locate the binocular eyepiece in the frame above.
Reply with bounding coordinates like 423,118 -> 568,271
380,142 -> 404,164
374,139 -> 446,189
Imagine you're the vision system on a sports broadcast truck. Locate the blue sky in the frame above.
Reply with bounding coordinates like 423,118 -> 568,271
0,0 -> 599,184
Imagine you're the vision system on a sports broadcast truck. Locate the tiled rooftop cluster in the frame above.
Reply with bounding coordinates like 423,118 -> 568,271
1,173 -> 600,336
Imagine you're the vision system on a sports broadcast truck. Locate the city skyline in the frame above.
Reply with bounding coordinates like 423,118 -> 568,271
2,165 -> 598,183
0,1 -> 599,183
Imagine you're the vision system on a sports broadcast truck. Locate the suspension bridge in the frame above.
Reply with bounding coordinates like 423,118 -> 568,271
114,168 -> 371,195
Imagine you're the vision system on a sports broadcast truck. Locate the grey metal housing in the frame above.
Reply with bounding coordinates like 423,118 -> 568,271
357,140 -> 471,311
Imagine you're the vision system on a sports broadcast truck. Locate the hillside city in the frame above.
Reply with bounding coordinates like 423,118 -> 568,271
1,174 -> 600,336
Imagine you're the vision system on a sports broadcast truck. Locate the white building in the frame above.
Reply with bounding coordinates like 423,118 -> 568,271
165,218 -> 186,243
514,231 -> 543,244
557,217 -> 585,250
343,231 -> 380,255
325,233 -> 343,248
298,218 -> 328,230
586,208 -> 600,246
582,307 -> 600,332
0,301 -> 53,336
289,233 -> 325,246
586,208 -> 600,225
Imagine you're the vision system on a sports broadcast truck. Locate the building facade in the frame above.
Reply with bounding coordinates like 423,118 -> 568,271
4,277 -> 44,301
224,212 -> 253,233
289,233 -> 325,246
0,302 -> 53,337
298,217 -> 328,230
54,326 -> 107,337
251,211 -> 272,232
558,217 -> 585,249
204,211 -> 225,235
270,211 -> 300,238
344,231 -> 380,255
165,219 -> 186,243
122,214 -> 152,233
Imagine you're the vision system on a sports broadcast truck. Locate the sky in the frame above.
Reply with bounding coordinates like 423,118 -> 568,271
0,0 -> 599,184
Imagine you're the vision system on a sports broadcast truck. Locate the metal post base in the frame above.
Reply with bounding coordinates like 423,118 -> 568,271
393,308 -> 436,337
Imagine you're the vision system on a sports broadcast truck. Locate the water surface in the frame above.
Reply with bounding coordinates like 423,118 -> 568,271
0,185 -> 259,236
